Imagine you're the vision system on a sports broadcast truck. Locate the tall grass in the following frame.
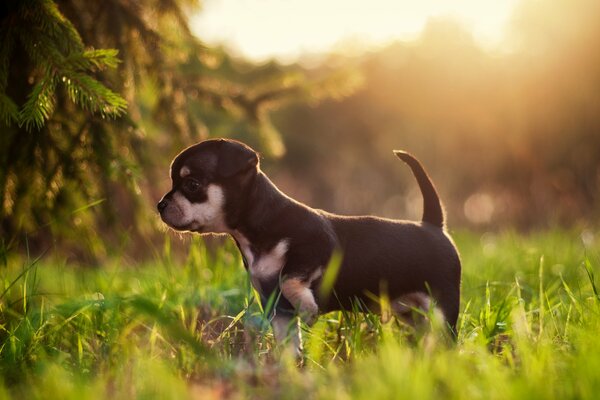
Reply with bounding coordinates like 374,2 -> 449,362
0,230 -> 598,399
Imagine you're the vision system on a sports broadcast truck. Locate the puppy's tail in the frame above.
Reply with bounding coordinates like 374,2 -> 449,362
394,150 -> 445,228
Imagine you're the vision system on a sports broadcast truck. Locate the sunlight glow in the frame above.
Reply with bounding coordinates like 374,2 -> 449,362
192,0 -> 521,62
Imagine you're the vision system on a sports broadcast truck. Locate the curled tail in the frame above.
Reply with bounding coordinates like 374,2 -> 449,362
394,150 -> 445,228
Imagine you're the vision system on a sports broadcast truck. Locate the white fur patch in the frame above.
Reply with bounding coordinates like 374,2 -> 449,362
252,239 -> 289,279
271,314 -> 296,342
232,234 -> 289,292
308,267 -> 322,284
170,184 -> 227,232
281,277 -> 318,323
179,166 -> 191,177
271,314 -> 302,356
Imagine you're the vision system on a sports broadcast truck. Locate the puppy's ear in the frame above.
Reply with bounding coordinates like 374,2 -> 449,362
217,140 -> 259,178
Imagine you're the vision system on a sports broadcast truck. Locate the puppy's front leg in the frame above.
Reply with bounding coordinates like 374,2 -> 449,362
267,276 -> 319,358
271,311 -> 301,356
280,277 -> 319,325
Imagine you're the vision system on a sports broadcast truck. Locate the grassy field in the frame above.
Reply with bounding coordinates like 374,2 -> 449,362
0,229 -> 599,399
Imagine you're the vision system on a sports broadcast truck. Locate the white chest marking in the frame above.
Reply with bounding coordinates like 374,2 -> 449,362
233,234 -> 289,290
252,239 -> 289,279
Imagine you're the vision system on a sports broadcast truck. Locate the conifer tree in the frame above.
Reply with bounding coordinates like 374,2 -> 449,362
0,0 -> 360,257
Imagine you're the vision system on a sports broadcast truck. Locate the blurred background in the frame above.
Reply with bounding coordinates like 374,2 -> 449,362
1,0 -> 599,260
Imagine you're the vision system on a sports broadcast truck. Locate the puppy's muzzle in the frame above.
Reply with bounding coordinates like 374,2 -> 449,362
157,199 -> 169,213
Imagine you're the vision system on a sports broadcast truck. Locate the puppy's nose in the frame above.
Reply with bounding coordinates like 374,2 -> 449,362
157,199 -> 169,213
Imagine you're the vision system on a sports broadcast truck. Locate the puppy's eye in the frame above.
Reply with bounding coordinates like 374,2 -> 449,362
182,179 -> 201,193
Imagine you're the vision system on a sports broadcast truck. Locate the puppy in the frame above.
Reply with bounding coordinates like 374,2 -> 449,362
158,139 -> 461,349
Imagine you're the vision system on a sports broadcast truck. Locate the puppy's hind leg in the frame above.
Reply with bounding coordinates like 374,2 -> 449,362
392,292 -> 444,329
436,289 -> 461,337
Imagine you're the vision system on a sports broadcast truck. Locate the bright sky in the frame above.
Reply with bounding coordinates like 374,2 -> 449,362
191,0 -> 521,63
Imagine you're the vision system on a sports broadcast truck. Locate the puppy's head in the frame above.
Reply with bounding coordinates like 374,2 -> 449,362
157,139 -> 259,233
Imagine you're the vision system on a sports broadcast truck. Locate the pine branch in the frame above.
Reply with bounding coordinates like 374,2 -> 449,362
19,74 -> 57,131
63,72 -> 127,117
0,93 -> 19,126
8,0 -> 127,130
23,0 -> 84,54
81,49 -> 122,70
61,49 -> 120,72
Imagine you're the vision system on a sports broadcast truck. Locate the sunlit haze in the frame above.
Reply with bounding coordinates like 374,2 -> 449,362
192,0 -> 521,62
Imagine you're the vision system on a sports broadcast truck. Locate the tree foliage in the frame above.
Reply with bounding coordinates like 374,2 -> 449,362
0,1 -> 127,129
0,0 -> 360,257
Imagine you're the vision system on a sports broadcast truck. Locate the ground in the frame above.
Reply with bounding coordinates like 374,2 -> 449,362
0,229 -> 599,399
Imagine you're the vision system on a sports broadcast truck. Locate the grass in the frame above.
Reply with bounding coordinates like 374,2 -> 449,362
0,229 -> 599,399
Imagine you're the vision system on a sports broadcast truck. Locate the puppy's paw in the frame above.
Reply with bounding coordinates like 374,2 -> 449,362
298,305 -> 318,326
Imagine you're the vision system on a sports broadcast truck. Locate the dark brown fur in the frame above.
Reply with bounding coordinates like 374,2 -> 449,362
158,139 -> 461,335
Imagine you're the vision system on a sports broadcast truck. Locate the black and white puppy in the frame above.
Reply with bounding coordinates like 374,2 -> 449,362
158,138 -> 461,348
